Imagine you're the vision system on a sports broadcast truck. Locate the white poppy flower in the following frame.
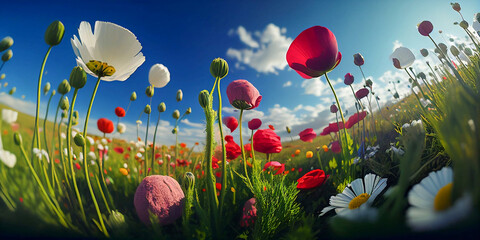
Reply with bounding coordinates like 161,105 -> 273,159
34,148 -> 50,163
123,163 -> 128,168
97,144 -> 104,151
101,138 -> 108,145
390,47 -> 415,69
60,132 -> 66,139
117,123 -> 126,134
320,173 -> 387,216
86,136 -> 95,145
406,167 -> 472,231
71,21 -> 145,81
149,64 -> 170,88
90,160 -> 96,165
2,109 -> 18,124
78,152 -> 84,163
0,149 -> 16,168
88,151 -> 97,160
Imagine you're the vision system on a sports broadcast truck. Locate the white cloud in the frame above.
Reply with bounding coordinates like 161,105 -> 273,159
393,40 -> 403,51
180,119 -> 204,128
300,78 -> 330,97
226,23 -> 292,74
282,81 -> 292,87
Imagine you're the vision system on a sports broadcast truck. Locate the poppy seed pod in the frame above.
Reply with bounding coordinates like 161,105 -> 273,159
43,82 -> 51,95
366,79 -> 373,88
60,96 -> 69,110
13,132 -> 22,145
172,128 -> 177,134
459,21 -> 468,29
210,58 -> 229,79
144,105 -> 151,114
417,21 -> 433,36
2,50 -> 12,62
8,87 -> 15,95
198,90 -> 209,108
44,20 -> 65,46
158,102 -> 166,112
353,53 -> 364,66
0,36 -> 13,52
145,85 -> 154,97
69,66 -> 87,89
57,79 -> 71,94
420,48 -> 429,57
450,45 -> 460,56
173,110 -> 180,119
130,91 -> 137,101
185,107 -> 192,115
74,133 -> 86,147
176,89 -> 183,102
417,72 -> 426,80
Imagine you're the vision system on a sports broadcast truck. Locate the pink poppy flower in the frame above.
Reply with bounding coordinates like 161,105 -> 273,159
353,53 -> 364,66
248,118 -> 262,130
298,128 -> 316,142
355,88 -> 370,100
344,73 -> 354,85
418,21 -> 433,36
226,80 -> 262,110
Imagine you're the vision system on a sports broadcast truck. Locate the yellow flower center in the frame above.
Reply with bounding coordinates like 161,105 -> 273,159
434,183 -> 453,211
348,193 -> 370,209
86,60 -> 116,77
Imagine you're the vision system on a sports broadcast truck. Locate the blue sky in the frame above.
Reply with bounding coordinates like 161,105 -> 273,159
0,0 -> 479,146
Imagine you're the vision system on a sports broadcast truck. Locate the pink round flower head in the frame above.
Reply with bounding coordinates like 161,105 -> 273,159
355,88 -> 370,100
418,21 -> 433,36
286,26 -> 342,79
134,175 -> 185,225
240,198 -> 257,227
331,141 -> 341,154
344,73 -> 354,85
353,53 -> 364,66
248,118 -> 262,130
299,128 -> 317,142
226,80 -> 262,110
330,104 -> 338,113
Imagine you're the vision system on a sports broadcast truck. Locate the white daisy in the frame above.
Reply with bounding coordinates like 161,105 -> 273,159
321,173 -> 387,217
406,167 -> 472,231
71,21 -> 145,81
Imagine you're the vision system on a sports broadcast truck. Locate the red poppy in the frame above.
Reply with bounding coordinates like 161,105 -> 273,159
180,143 -> 187,148
248,118 -> 262,130
54,159 -> 60,164
355,88 -> 369,100
331,141 -> 341,153
212,156 -> 219,169
298,128 -> 316,142
346,111 -> 367,129
328,122 -> 345,133
215,171 -> 222,178
286,26 -> 342,79
176,159 -> 188,167
216,182 -> 222,191
253,129 -> 282,154
297,169 -> 328,190
298,168 -> 303,172
320,125 -> 332,136
344,73 -> 354,85
115,107 -> 126,117
114,147 -> 124,154
225,135 -> 241,160
97,118 -> 114,134
155,153 -> 162,159
223,116 -> 238,132
417,21 -> 433,36
75,163 -> 81,170
268,125 -> 275,130
263,161 -> 285,175
244,143 -> 252,157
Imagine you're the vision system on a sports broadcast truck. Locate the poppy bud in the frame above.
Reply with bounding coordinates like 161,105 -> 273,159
0,74 -> 5,80
210,58 -> 229,79
44,20 -> 65,46
344,73 -> 354,85
2,50 -> 12,62
61,110 -> 67,118
13,132 -> 22,145
60,96 -> 69,110
450,45 -> 460,56
43,82 -> 51,95
145,85 -> 154,97
144,105 -> 151,114
74,133 -> 86,147
72,111 -> 79,126
185,107 -> 191,115
438,43 -> 448,54
451,2 -> 460,12
0,36 -> 13,52
108,210 -> 126,229
353,53 -> 364,66
158,102 -> 166,112
8,87 -> 15,95
198,90 -> 209,108
459,21 -> 468,29
172,128 -> 177,134
464,48 -> 473,56
130,91 -> 137,101
57,79 -> 71,95
476,13 -> 480,22
286,126 -> 291,134
69,66 -> 87,89
51,90 -> 56,96
366,79 -> 373,88
173,110 -> 180,119
420,48 -> 429,57
183,172 -> 195,190
176,89 -> 183,102
330,104 -> 338,113
417,21 -> 433,36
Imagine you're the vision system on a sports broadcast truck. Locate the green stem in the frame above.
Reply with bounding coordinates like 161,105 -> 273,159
144,111 -> 151,178
32,47 -> 52,152
151,112 -> 161,174
43,92 -> 54,156
217,77 -> 229,217
50,94 -> 63,189
81,76 -> 109,237
66,88 -> 87,224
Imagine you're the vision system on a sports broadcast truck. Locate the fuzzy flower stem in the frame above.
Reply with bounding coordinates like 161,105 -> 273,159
216,77 -> 228,217
144,110 -> 151,178
81,76 -> 109,237
151,112 -> 161,174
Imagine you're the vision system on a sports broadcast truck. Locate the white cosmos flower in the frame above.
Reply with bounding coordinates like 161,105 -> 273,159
2,109 -> 18,124
320,173 -> 387,217
117,123 -> 126,134
149,64 -> 170,88
406,167 -> 472,231
71,21 -> 145,81
0,149 -> 16,168
390,47 -> 415,69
